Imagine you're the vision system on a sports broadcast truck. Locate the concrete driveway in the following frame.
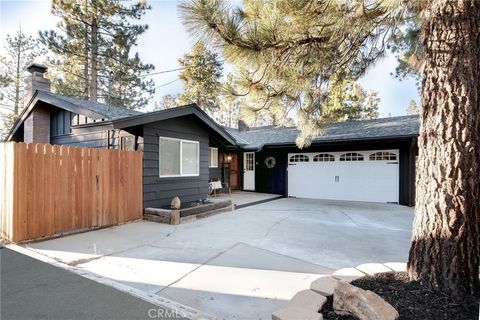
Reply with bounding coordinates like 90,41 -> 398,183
25,198 -> 413,320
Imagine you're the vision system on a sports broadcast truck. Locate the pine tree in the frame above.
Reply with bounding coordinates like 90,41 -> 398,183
389,16 -> 423,83
155,94 -> 179,110
321,77 -> 379,122
0,28 -> 45,140
180,0 -> 395,143
0,28 -> 45,115
406,99 -> 419,115
180,0 -> 480,296
40,0 -> 154,109
177,41 -> 223,116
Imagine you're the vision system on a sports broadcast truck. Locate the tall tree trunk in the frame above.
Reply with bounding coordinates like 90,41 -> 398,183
90,7 -> 98,102
407,0 -> 480,297
84,29 -> 89,99
83,0 -> 89,99
14,37 -> 21,115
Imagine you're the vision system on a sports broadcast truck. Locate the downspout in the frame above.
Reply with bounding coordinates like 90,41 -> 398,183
409,137 -> 417,206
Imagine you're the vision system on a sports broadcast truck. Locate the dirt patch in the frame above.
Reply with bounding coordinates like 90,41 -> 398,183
321,272 -> 479,320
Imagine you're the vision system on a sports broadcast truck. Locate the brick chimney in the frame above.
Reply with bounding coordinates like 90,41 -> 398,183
23,63 -> 51,144
24,63 -> 51,105
238,120 -> 249,131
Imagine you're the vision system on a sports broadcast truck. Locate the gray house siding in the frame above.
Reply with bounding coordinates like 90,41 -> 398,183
143,116 -> 210,208
208,148 -> 224,181
50,130 -> 110,148
51,126 -> 138,150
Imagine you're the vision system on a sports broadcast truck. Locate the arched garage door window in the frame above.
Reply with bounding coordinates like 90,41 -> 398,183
369,151 -> 397,161
339,153 -> 364,161
289,154 -> 309,163
313,154 -> 335,162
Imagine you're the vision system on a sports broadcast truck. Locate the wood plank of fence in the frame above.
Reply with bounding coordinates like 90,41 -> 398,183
0,142 -> 143,242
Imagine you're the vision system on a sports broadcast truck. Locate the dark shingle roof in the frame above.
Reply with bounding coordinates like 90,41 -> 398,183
40,91 -> 142,119
225,115 -> 420,150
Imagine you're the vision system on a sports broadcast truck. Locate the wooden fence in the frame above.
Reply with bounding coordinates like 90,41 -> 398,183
0,142 -> 143,242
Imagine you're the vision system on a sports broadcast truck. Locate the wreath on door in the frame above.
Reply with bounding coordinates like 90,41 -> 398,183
264,156 -> 276,169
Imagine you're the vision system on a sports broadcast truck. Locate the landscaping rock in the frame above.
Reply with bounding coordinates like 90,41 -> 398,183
333,281 -> 399,320
272,306 -> 323,320
288,289 -> 327,311
356,263 -> 393,276
171,196 -> 181,209
310,276 -> 339,296
331,268 -> 366,282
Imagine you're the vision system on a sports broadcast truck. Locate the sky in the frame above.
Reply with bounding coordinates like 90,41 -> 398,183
0,0 -> 419,117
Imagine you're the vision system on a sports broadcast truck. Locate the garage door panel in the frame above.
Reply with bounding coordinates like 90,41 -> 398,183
287,150 -> 399,203
288,163 -> 338,199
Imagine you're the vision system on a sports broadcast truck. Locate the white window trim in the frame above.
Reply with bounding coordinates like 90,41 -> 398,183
209,147 -> 218,168
159,136 -> 200,178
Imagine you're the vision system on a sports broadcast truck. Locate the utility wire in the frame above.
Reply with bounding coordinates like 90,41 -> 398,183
154,78 -> 181,89
140,59 -> 226,78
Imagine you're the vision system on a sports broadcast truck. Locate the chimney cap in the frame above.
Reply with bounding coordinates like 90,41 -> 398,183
27,63 -> 47,74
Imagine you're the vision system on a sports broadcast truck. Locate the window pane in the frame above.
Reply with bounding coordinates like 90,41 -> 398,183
160,139 -> 180,176
209,148 -> 218,167
182,141 -> 199,175
121,136 -> 135,151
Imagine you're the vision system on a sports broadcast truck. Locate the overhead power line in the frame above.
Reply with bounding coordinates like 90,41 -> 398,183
154,78 -> 181,89
140,59 -> 226,78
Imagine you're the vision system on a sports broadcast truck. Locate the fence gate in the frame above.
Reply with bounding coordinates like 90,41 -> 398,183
0,142 -> 143,242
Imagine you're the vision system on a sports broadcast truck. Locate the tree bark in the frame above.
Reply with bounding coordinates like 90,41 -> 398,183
14,36 -> 21,115
407,0 -> 480,296
90,5 -> 98,102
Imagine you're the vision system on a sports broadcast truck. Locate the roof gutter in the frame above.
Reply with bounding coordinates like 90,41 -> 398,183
249,134 -> 419,152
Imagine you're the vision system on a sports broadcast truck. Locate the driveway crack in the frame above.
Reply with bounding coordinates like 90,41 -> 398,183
264,217 -> 289,237
337,209 -> 360,227
154,242 -> 241,294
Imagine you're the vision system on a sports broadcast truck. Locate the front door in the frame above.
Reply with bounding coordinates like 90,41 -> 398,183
229,154 -> 239,190
243,152 -> 255,191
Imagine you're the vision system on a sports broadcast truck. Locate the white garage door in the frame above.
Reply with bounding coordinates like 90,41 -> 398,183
287,150 -> 399,203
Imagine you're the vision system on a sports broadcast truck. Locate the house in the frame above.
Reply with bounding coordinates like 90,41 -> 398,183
6,64 -> 419,208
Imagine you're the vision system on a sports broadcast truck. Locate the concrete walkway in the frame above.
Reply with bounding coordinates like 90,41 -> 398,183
0,247 -> 181,320
24,198 -> 413,320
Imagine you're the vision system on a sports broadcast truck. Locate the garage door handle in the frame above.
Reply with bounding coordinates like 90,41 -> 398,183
334,175 -> 339,182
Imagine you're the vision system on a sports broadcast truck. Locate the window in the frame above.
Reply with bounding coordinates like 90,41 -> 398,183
159,137 -> 199,177
289,154 -> 309,162
50,109 -> 72,136
313,153 -> 335,162
209,147 -> 218,168
121,136 -> 136,151
369,151 -> 397,161
339,152 -> 364,161
245,152 -> 254,170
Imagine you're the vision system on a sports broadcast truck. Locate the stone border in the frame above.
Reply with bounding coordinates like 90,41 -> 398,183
272,262 -> 406,320
5,244 -> 216,320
